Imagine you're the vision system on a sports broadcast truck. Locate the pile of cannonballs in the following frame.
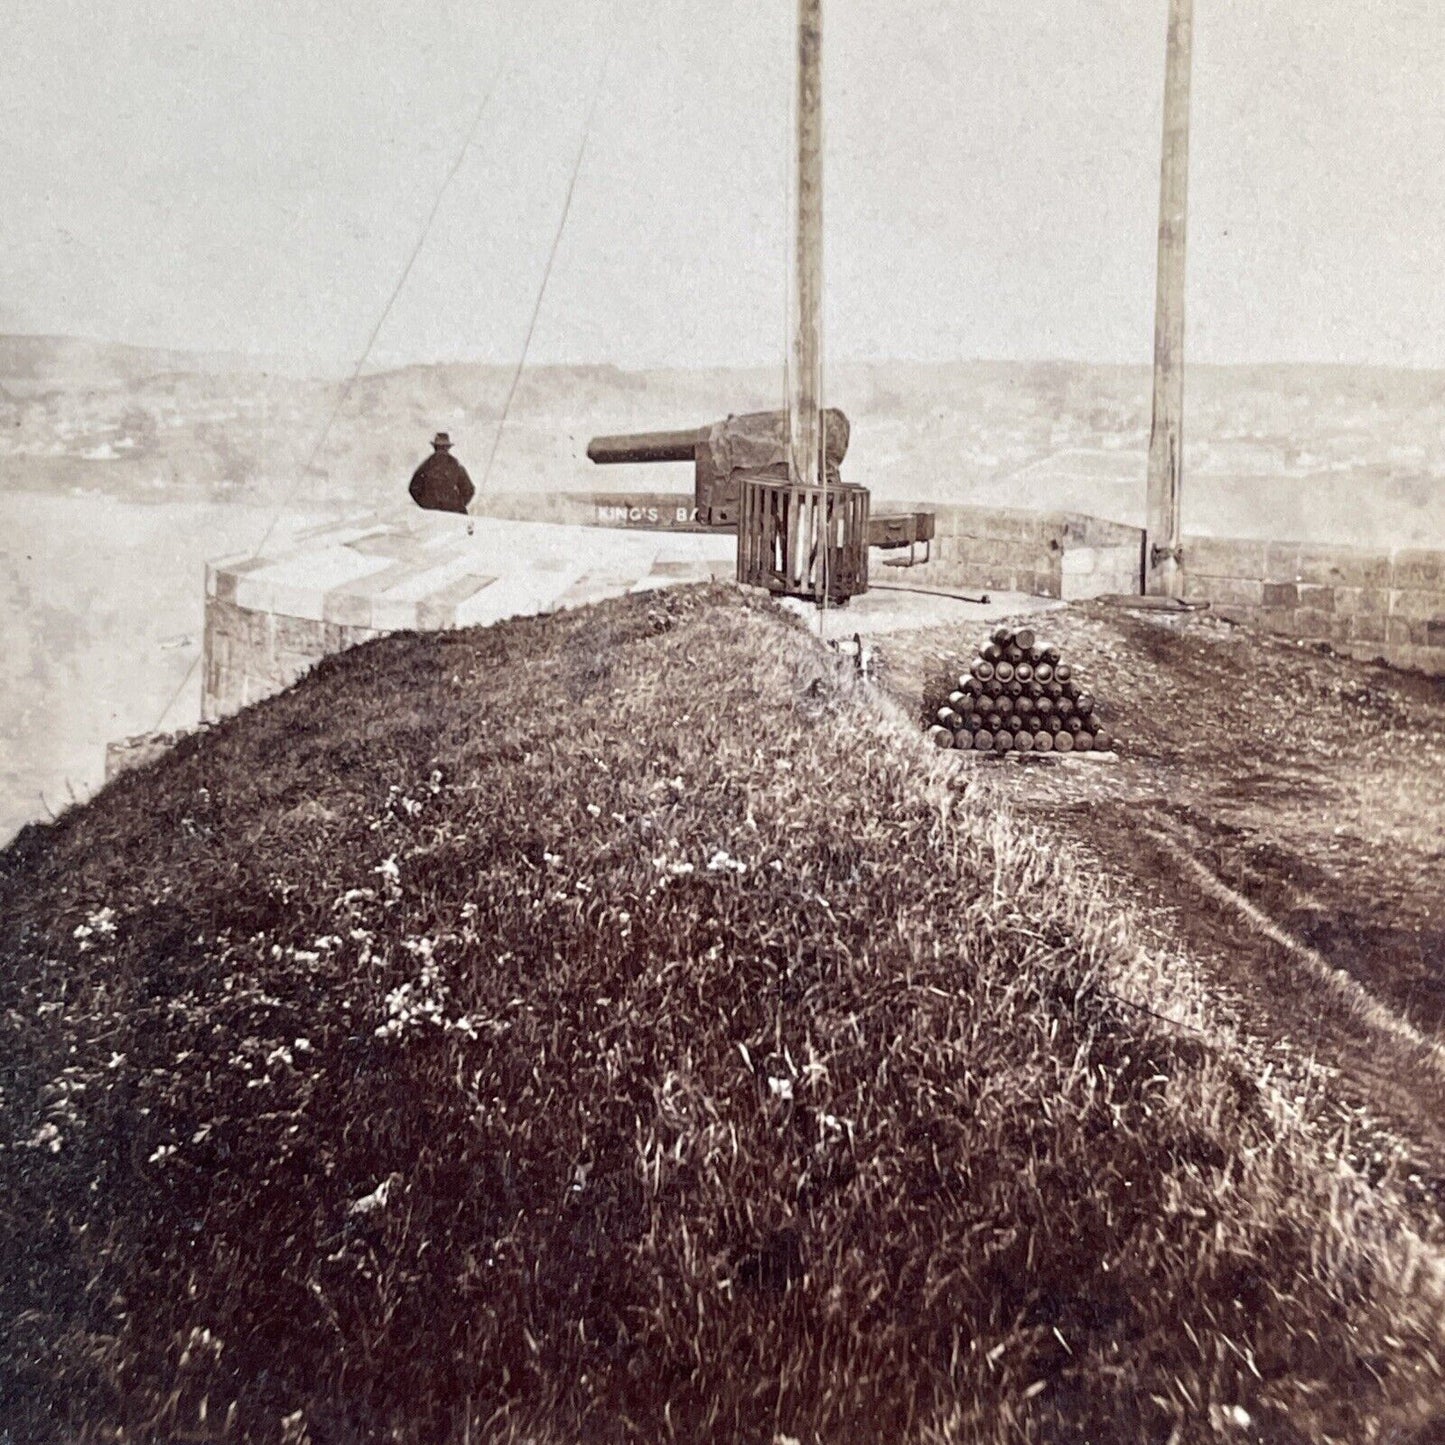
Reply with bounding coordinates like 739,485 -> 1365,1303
925,625 -> 1115,755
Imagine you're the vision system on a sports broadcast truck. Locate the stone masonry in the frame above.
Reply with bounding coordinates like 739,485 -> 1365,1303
1180,537 -> 1445,674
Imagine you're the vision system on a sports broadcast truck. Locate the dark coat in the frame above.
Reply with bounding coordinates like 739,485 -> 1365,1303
409,451 -> 475,514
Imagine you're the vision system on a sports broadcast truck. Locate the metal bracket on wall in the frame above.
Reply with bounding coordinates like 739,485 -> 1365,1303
882,538 -> 931,569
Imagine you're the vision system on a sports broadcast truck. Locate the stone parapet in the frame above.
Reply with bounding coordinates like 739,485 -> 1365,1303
1181,536 -> 1445,674
878,502 -> 1143,602
201,509 -> 735,720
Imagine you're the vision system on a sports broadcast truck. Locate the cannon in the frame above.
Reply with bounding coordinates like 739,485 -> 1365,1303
588,409 -> 850,527
587,409 -> 934,563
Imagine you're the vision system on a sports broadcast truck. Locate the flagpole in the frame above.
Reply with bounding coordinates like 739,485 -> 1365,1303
788,0 -> 826,601
1145,0 -> 1193,597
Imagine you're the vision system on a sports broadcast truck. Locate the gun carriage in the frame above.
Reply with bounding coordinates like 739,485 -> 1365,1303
587,408 -> 934,604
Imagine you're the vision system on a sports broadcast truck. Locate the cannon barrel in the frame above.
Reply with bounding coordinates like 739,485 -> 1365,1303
587,428 -> 706,466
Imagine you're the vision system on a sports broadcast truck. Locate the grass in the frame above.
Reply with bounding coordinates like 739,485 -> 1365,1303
1,583 -> 1442,1443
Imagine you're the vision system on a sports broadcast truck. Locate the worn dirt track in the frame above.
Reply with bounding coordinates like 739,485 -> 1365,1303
881,602 -> 1445,1198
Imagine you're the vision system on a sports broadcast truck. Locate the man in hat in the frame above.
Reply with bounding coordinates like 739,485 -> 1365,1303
408,432 -> 475,514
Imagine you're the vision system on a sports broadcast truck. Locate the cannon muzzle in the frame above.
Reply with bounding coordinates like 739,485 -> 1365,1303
587,428 -> 705,466
587,409 -> 853,528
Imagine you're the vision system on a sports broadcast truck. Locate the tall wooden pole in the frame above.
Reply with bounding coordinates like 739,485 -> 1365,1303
1145,0 -> 1193,597
788,0 -> 824,498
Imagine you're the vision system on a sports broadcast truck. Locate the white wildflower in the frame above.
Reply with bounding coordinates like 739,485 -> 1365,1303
348,1174 -> 400,1216
768,1076 -> 794,1102
21,1122 -> 63,1153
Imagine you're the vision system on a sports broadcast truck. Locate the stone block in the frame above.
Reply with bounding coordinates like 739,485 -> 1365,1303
1295,545 -> 1393,588
1187,575 -> 1265,609
1002,512 -> 1062,544
1263,541 -> 1302,580
1386,617 -> 1414,645
960,509 -> 1065,545
1389,589 -> 1445,622
1294,607 -> 1335,638
955,537 -> 1049,571
273,613 -> 325,653
1392,549 -> 1445,590
1261,582 -> 1298,609
322,590 -> 375,629
1348,614 -> 1389,644
272,653 -> 317,689
1210,605 -> 1253,626
1064,557 -> 1134,601
415,600 -> 461,630
1184,535 -> 1269,578
1259,608 -> 1297,635
1061,546 -> 1099,576
1098,559 -> 1143,595
1064,514 -> 1145,549
1296,584 -> 1335,612
1332,586 -> 1389,617
940,508 -> 991,541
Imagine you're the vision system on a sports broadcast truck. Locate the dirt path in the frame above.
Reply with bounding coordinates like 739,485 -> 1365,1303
880,602 -> 1445,1195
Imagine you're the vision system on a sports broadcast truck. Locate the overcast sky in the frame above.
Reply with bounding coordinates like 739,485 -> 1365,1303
4,0 -> 1444,373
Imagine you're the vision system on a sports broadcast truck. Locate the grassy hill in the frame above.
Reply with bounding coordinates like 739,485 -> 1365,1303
2,587 -> 1444,1442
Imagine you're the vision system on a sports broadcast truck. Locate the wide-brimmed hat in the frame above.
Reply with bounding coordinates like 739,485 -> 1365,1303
432,432 -> 453,449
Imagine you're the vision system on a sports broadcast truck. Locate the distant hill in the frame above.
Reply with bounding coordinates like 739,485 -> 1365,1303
0,333 -> 313,391
2,336 -> 1443,545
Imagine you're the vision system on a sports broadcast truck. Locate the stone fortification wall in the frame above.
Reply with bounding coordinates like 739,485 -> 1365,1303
899,505 -> 1444,673
478,495 -> 1445,672
201,510 -> 736,721
203,592 -> 381,721
888,503 -> 1144,602
203,499 -> 1445,720
901,508 -> 1444,674
1180,538 -> 1445,674
476,494 -> 1148,601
